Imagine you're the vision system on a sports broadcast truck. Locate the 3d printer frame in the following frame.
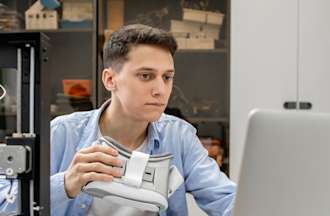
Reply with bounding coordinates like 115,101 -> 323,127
0,32 -> 50,216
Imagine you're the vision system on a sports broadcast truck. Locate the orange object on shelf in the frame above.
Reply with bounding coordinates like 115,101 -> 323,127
62,79 -> 91,97
199,137 -> 224,167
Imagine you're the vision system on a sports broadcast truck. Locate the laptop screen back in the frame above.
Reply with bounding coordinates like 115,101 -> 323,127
233,110 -> 330,216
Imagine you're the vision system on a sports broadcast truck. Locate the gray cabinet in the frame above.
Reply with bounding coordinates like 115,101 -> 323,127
231,0 -> 330,181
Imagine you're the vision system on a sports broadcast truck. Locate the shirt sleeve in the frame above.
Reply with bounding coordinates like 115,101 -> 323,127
182,130 -> 236,216
50,121 -> 74,212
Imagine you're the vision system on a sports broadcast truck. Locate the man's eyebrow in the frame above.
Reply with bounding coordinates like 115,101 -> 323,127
136,67 -> 175,73
136,67 -> 155,72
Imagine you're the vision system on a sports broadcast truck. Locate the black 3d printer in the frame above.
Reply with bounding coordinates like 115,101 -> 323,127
0,32 -> 50,215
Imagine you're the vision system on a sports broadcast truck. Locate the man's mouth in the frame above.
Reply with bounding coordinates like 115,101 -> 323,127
145,103 -> 166,107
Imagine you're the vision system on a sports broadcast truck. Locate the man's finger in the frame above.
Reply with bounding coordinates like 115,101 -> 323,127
74,151 -> 122,167
79,144 -> 118,156
75,162 -> 123,177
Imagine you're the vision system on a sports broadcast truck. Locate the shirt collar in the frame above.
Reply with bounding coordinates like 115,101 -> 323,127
146,121 -> 161,153
76,99 -> 161,152
75,99 -> 111,151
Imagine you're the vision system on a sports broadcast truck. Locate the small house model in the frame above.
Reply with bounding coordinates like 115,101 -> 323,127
25,0 -> 59,30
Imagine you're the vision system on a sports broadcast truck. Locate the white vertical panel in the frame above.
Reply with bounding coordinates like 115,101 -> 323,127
230,0 -> 298,181
299,0 -> 330,112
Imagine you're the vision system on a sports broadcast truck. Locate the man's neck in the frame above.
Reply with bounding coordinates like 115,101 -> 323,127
99,102 -> 148,150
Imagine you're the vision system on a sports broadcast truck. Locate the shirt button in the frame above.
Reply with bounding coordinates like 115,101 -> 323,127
80,204 -> 86,209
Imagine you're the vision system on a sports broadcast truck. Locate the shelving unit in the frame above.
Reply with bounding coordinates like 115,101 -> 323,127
0,0 -> 98,146
0,0 -> 98,117
24,28 -> 93,33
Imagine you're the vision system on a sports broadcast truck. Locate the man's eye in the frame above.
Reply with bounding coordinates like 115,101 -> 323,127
163,75 -> 174,81
139,73 -> 151,80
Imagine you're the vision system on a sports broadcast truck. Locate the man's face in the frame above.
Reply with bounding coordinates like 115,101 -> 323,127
111,44 -> 175,122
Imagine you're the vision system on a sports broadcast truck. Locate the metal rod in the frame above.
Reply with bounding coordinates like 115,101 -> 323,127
30,180 -> 34,216
17,180 -> 22,214
29,47 -> 35,134
16,48 -> 22,134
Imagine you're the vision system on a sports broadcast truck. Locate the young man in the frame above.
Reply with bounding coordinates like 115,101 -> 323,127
0,24 -> 236,215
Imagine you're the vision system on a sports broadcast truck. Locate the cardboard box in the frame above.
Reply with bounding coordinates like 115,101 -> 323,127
62,0 -> 93,21
183,8 -> 205,23
172,32 -> 207,39
183,8 -> 224,25
207,11 -> 225,25
175,37 -> 214,50
171,19 -> 200,33
25,0 -> 58,30
170,20 -> 220,40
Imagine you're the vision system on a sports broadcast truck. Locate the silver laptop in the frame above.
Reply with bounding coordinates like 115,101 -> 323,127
233,109 -> 330,216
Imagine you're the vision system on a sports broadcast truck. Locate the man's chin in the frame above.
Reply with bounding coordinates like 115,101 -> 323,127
151,114 -> 164,122
142,112 -> 163,122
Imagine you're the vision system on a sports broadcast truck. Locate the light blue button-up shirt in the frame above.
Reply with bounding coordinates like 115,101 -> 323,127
0,101 -> 236,216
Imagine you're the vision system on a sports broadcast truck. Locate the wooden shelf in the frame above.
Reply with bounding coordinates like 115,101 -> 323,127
0,29 -> 93,34
0,112 -> 16,116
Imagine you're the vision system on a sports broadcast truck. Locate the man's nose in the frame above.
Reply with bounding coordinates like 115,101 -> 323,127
151,78 -> 166,97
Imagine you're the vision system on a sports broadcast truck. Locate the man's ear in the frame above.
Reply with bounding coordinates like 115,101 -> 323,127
102,67 -> 117,91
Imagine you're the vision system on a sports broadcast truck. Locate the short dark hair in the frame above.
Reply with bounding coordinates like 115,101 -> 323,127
103,24 -> 177,71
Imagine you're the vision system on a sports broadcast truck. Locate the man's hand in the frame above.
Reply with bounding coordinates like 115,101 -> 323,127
64,145 -> 123,198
